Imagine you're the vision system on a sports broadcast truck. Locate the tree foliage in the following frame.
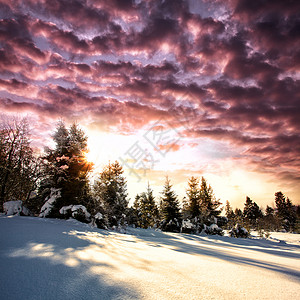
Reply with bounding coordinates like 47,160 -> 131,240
225,200 -> 235,229
40,121 -> 93,217
93,160 -> 128,227
185,176 -> 201,218
133,183 -> 159,229
160,177 -> 181,232
199,177 -> 222,222
275,191 -> 296,232
182,176 -> 224,234
243,196 -> 263,229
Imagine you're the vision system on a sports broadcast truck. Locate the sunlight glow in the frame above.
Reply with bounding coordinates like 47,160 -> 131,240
84,129 -> 135,173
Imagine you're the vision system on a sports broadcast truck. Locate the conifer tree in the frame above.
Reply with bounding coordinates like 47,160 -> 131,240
94,161 -> 128,227
263,205 -> 279,231
225,200 -> 235,229
160,177 -> 181,232
40,121 -> 93,217
275,192 -> 296,231
234,208 -> 243,224
199,177 -> 222,223
133,183 -> 158,228
243,196 -> 262,229
185,176 -> 201,218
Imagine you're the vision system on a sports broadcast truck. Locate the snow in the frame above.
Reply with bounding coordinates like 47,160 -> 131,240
0,216 -> 299,300
39,188 -> 61,217
94,212 -> 103,220
59,205 -> 91,220
71,205 -> 91,219
59,205 -> 73,215
208,223 -> 219,230
3,200 -> 30,216
182,219 -> 193,229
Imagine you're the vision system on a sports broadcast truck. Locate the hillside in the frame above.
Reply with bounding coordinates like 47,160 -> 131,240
0,216 -> 299,299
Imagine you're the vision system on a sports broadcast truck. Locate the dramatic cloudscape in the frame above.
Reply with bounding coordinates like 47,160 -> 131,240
1,0 -> 300,208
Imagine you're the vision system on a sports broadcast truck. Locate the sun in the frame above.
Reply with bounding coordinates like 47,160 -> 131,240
83,131 -> 111,172
83,128 -> 138,174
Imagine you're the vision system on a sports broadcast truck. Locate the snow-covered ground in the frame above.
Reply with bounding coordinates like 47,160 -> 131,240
0,216 -> 299,299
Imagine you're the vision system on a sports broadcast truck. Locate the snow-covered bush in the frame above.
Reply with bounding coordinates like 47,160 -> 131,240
181,219 -> 196,233
59,205 -> 91,223
204,223 -> 224,235
229,224 -> 249,238
3,200 -> 31,216
39,188 -> 61,218
161,218 -> 181,233
92,212 -> 108,229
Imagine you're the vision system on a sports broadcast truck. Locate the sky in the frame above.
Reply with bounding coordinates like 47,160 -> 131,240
0,0 -> 299,209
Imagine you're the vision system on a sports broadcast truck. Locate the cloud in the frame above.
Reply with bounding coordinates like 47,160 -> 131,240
0,0 -> 299,202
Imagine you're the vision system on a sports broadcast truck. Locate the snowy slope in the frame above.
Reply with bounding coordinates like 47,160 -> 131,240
0,216 -> 299,300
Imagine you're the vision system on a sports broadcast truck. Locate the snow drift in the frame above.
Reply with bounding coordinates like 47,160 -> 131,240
3,200 -> 30,216
0,216 -> 299,299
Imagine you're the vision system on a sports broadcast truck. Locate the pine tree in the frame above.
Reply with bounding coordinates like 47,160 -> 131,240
225,200 -> 235,229
263,205 -> 279,231
53,121 -> 69,154
94,161 -> 128,227
294,205 -> 300,233
199,177 -> 222,224
160,177 -> 181,232
243,196 -> 262,229
275,191 -> 296,232
133,183 -> 158,228
234,208 -> 243,224
40,121 -> 93,217
265,205 -> 274,216
286,198 -> 296,231
243,197 -> 254,222
133,194 -> 142,227
185,176 -> 201,218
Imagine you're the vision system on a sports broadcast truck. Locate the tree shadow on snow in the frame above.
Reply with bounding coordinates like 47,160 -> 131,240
1,216 -> 299,300
126,229 -> 300,280
181,233 -> 300,258
0,216 -> 140,300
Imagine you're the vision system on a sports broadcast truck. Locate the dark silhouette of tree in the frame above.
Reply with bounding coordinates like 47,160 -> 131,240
294,206 -> 300,233
160,177 -> 181,232
234,208 -> 243,224
275,192 -> 296,232
225,200 -> 235,229
258,205 -> 280,232
185,176 -> 201,218
243,196 -> 263,229
199,177 -> 222,223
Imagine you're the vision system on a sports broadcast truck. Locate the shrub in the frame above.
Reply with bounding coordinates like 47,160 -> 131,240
181,219 -> 196,233
204,223 -> 224,235
229,224 -> 249,238
59,204 -> 91,223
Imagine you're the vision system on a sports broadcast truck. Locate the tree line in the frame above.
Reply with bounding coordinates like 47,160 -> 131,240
1,117 -> 299,235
